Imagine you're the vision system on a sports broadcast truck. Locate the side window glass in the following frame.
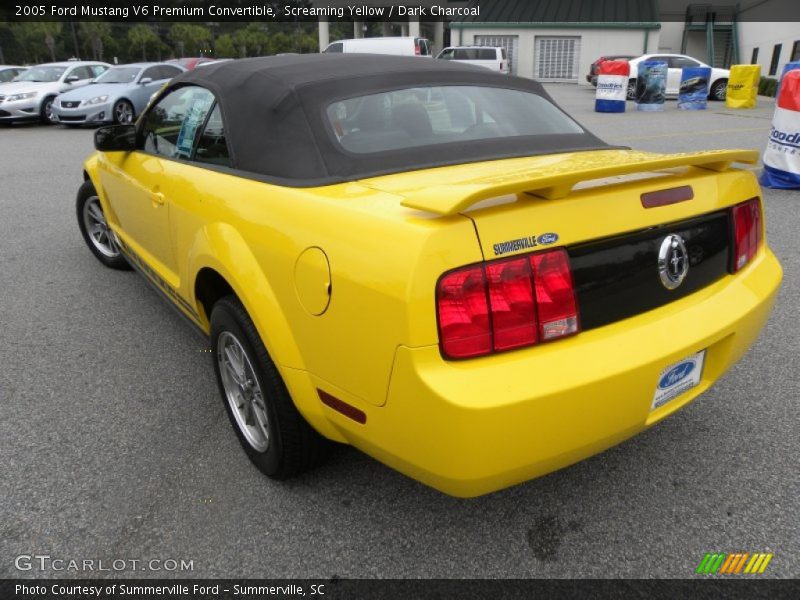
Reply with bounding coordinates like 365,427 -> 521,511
193,104 -> 231,167
326,42 -> 343,53
671,57 -> 700,69
69,66 -> 92,80
159,66 -> 183,80
91,65 -> 107,77
140,86 -> 215,160
140,67 -> 159,81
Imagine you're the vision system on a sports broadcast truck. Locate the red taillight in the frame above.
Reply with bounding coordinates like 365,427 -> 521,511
415,43 -> 421,55
530,250 -> 580,341
486,257 -> 537,350
436,265 -> 491,358
437,249 -> 579,359
731,198 -> 762,272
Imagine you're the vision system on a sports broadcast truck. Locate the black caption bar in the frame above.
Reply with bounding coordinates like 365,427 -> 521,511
1,579 -> 799,600
4,0 -> 800,23
3,1 -> 472,23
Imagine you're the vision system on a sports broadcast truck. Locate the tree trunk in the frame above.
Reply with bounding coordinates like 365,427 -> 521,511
70,22 -> 79,58
46,34 -> 55,62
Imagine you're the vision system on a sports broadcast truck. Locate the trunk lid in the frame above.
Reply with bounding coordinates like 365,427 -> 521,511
361,148 -> 761,333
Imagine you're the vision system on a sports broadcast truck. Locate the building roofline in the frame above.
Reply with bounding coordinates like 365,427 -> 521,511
450,22 -> 662,30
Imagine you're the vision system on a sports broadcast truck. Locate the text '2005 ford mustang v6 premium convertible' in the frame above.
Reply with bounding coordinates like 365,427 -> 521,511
76,55 -> 781,497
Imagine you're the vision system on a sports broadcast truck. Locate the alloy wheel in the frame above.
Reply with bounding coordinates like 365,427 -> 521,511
115,102 -> 133,124
217,331 -> 271,452
82,196 -> 120,258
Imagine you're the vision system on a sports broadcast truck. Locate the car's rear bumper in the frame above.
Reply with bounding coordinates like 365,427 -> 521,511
318,248 -> 782,497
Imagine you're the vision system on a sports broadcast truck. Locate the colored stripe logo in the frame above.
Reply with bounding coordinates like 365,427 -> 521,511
696,552 -> 773,574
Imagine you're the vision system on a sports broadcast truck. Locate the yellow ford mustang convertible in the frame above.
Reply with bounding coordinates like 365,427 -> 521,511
77,55 -> 781,497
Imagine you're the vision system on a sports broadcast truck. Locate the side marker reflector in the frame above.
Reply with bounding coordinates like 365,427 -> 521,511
318,389 -> 367,424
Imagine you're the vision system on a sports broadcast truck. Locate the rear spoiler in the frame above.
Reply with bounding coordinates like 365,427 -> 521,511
399,149 -> 758,216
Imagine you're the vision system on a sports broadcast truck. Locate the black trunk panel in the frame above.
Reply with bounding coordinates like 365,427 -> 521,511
568,211 -> 730,331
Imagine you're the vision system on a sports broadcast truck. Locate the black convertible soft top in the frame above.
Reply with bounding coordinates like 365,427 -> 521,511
166,54 -> 611,186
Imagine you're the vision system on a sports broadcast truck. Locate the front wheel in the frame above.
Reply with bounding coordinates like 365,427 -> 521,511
40,95 -> 57,124
76,180 -> 131,270
113,99 -> 134,124
710,79 -> 727,101
210,296 -> 328,479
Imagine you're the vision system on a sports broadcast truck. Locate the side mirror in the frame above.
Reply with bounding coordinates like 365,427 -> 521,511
95,124 -> 136,152
139,77 -> 152,85
65,75 -> 80,84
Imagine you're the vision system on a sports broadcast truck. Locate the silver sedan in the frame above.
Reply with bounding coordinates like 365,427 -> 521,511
53,62 -> 185,126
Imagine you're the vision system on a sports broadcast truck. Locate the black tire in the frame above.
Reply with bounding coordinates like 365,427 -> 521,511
210,295 -> 328,479
113,99 -> 134,125
40,95 -> 57,124
626,78 -> 637,100
75,180 -> 131,270
710,79 -> 727,101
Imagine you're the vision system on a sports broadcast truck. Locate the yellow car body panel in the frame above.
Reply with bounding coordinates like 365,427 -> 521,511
84,144 -> 781,497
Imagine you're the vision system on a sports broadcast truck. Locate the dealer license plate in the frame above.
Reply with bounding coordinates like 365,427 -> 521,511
651,350 -> 706,411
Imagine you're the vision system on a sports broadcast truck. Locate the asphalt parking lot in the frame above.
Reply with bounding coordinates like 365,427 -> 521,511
0,84 -> 798,579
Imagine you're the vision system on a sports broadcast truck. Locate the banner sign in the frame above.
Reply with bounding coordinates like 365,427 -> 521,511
761,70 -> 800,189
726,64 -> 760,109
595,60 -> 630,113
677,67 -> 711,110
635,61 -> 667,111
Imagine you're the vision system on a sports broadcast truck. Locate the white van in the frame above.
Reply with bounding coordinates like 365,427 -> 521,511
323,37 -> 433,57
436,46 -> 510,74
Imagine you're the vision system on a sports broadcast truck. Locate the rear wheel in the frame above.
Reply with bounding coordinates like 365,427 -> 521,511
40,95 -> 57,124
626,79 -> 637,100
113,99 -> 134,124
210,296 -> 328,479
76,180 -> 130,270
710,79 -> 727,101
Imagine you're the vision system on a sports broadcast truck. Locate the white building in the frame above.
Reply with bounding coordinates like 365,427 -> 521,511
313,0 -> 800,83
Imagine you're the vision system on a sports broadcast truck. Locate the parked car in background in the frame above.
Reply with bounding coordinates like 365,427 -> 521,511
195,59 -> 234,68
76,55 -> 781,497
586,55 -> 635,86
0,66 -> 27,83
323,36 -> 432,57
626,54 -> 730,100
54,62 -> 185,126
0,61 -> 109,124
168,57 -> 216,70
436,46 -> 510,74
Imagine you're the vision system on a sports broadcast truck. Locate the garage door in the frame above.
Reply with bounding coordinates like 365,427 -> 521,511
474,35 -> 519,75
535,36 -> 581,81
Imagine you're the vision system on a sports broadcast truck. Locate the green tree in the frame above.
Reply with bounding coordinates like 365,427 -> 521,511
11,23 -> 62,63
128,24 -> 159,61
42,23 -> 61,62
232,23 -> 269,58
170,23 -> 212,57
79,21 -> 112,61
214,34 -> 236,59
